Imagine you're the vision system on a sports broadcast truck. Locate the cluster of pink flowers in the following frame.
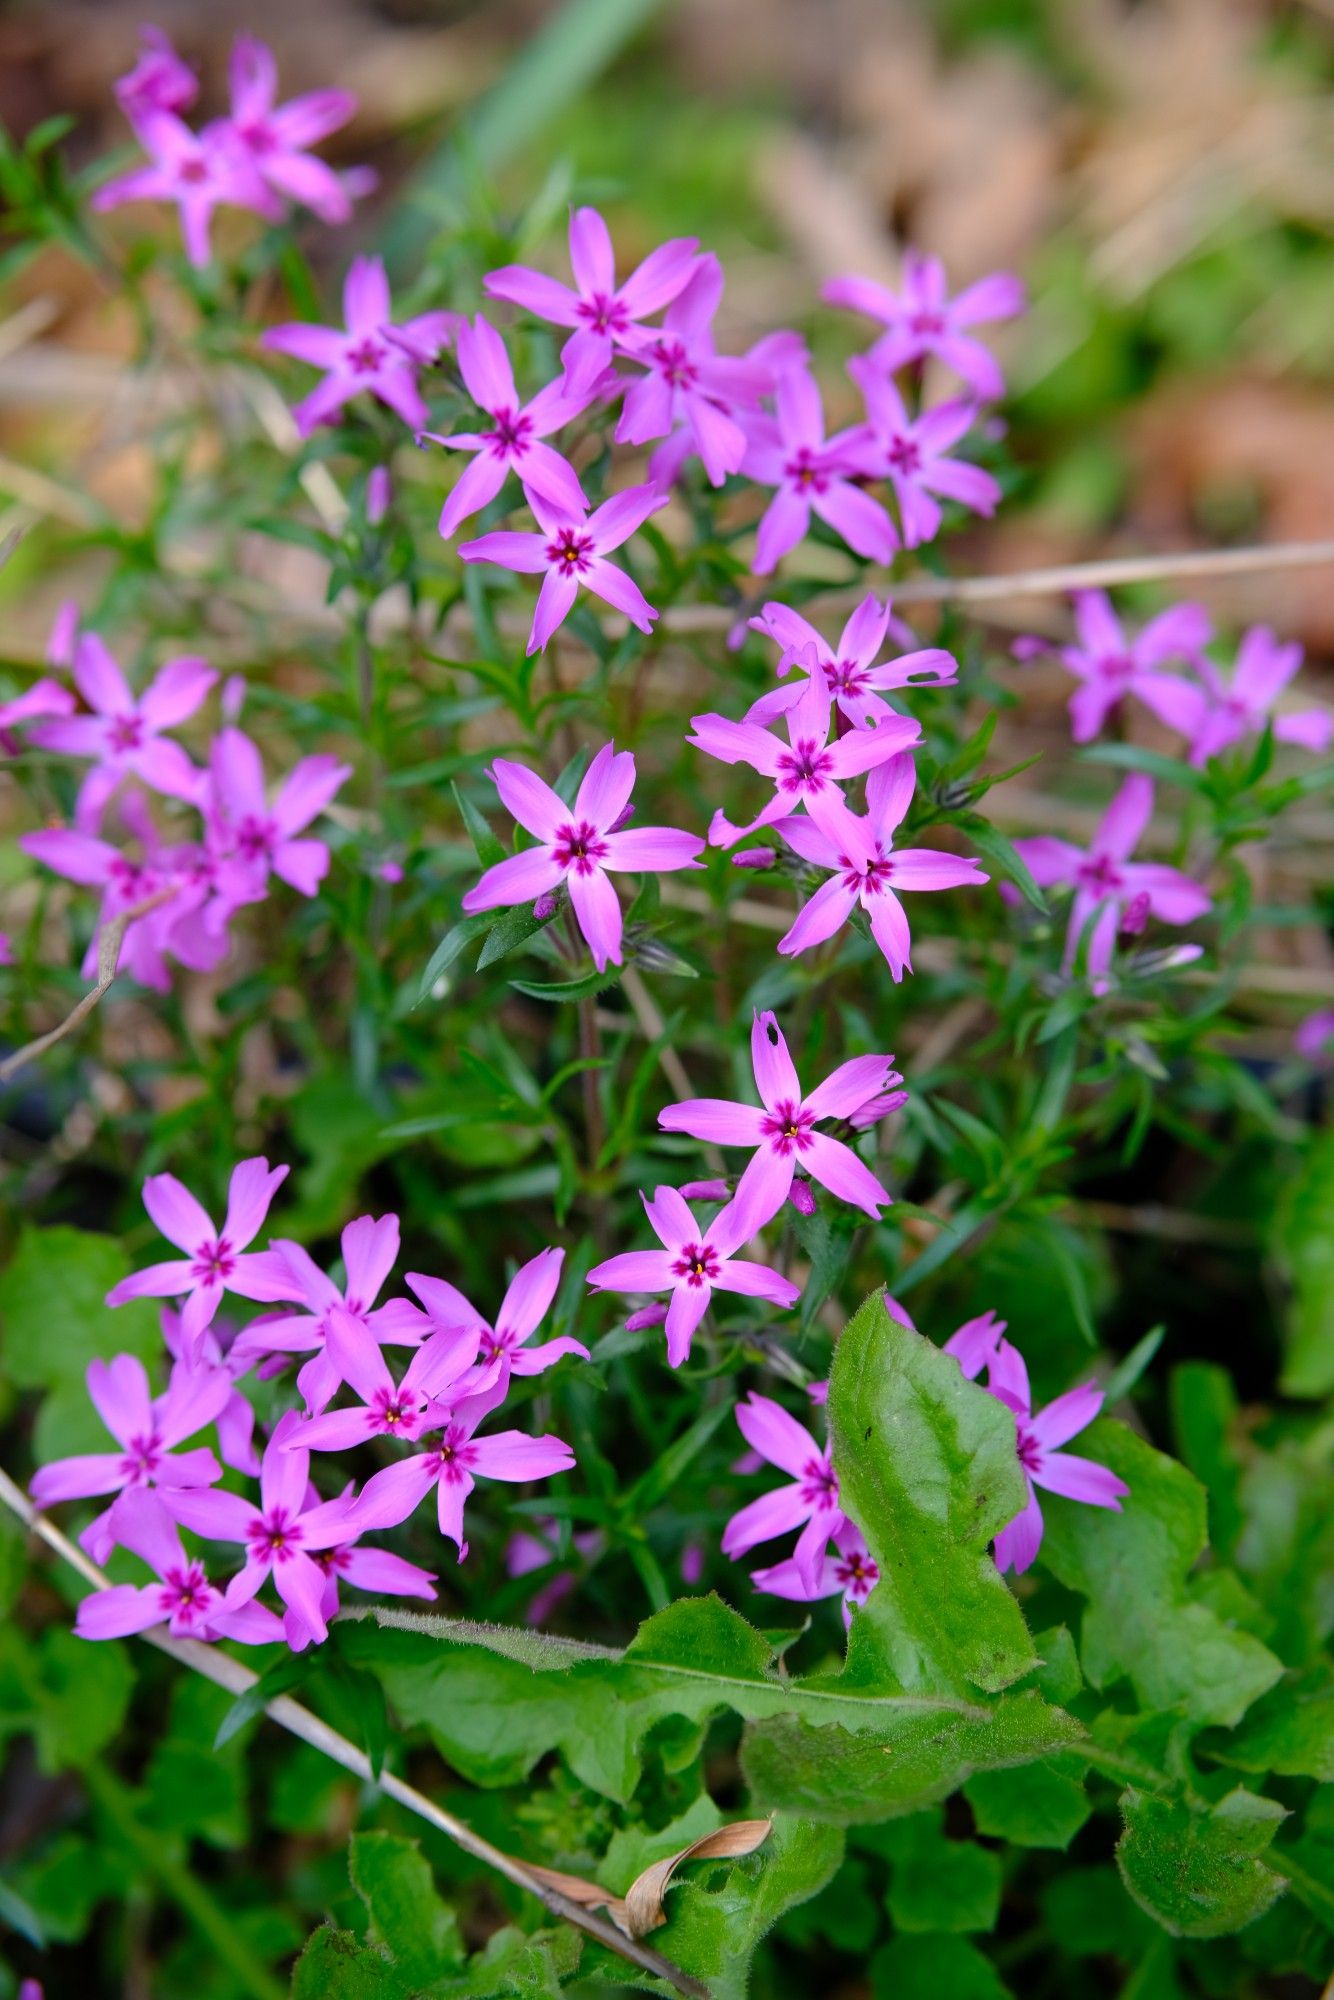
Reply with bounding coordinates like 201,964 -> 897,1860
1017,592 -> 1331,763
31,1159 -> 580,1651
587,1011 -> 903,1365
94,28 -> 370,267
7,609 -> 348,990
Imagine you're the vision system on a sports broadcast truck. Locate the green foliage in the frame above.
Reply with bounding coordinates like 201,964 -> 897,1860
1275,1124 -> 1334,1395
1117,1787 -> 1289,1939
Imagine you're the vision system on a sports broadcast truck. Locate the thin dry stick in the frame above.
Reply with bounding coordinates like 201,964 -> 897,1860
656,538 -> 1334,634
621,965 -> 725,1174
0,1466 -> 709,2000
0,886 -> 178,1085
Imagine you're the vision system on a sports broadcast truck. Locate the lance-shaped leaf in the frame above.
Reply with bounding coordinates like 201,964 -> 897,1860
824,1288 -> 1038,1695
1039,1420 -> 1283,1727
342,1594 -> 1079,1812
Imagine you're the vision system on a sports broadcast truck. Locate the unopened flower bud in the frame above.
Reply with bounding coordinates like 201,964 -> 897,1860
680,1178 -> 730,1202
731,847 -> 776,870
788,1179 -> 817,1217
376,859 -> 403,884
47,599 -> 80,671
367,465 -> 391,524
624,1302 -> 668,1333
1119,890 -> 1150,940
606,802 -> 635,835
807,1379 -> 829,1406
532,891 -> 559,920
221,673 -> 247,722
680,1541 -> 704,1585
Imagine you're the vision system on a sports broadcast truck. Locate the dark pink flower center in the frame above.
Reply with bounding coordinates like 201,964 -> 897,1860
760,1099 -> 816,1155
827,658 -> 868,696
483,1326 -> 519,1361
777,738 -> 835,793
107,857 -> 156,902
785,448 -> 828,494
236,814 -> 277,864
800,1453 -> 839,1509
1015,1423 -> 1042,1474
430,1432 -> 479,1484
576,291 -> 628,336
371,1388 -> 414,1431
120,1432 -> 163,1482
178,157 -> 210,186
249,1506 -> 304,1561
191,1237 -> 235,1286
315,1546 -> 354,1576
886,433 -> 922,476
838,845 -> 893,896
671,1241 -> 721,1287
1078,854 -> 1123,895
909,310 -> 945,337
834,1549 -> 879,1597
651,339 -> 698,390
546,528 -> 594,576
108,713 -> 144,753
553,819 -> 609,874
346,338 -> 387,375
487,409 -> 533,457
1098,653 -> 1136,683
161,1562 -> 211,1619
240,119 -> 276,155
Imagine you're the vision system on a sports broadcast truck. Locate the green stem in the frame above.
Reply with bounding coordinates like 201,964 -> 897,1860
82,1760 -> 286,2000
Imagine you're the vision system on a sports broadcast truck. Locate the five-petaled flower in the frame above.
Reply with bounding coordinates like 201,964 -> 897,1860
406,1245 -> 589,1380
205,726 -> 351,907
263,256 -> 456,435
660,1010 -> 900,1232
74,1490 -> 284,1645
1134,623 -> 1333,766
166,1411 -> 358,1651
427,313 -> 592,537
1013,591 -> 1212,746
232,1212 -> 426,1413
721,1392 -> 846,1590
1011,773 -> 1211,986
459,484 -> 669,655
740,367 -> 897,574
105,1158 -> 295,1354
772,752 -> 988,977
30,1353 -> 227,1564
751,1518 -> 879,1629
485,204 -> 699,396
289,1303 -> 484,1452
30,631 -> 214,832
747,593 -> 956,733
982,1339 -> 1129,1573
461,742 -> 704,972
588,1187 -> 800,1368
343,1370 -> 576,1563
849,361 -> 1000,549
224,34 -> 361,226
824,253 -> 1025,401
691,662 -> 921,849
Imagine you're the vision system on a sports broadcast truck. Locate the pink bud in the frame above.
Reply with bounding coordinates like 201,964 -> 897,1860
367,466 -> 391,524
680,1179 -> 731,1201
848,1087 -> 909,1129
624,1302 -> 668,1333
221,673 -> 247,722
376,860 -> 403,883
1295,1008 -> 1334,1062
680,1541 -> 704,1585
731,847 -> 776,870
788,1179 -> 816,1217
1010,635 -> 1049,662
1119,891 -> 1150,939
532,891 -> 559,920
0,931 -> 12,966
47,599 -> 80,670
807,1379 -> 829,1406
607,802 -> 636,835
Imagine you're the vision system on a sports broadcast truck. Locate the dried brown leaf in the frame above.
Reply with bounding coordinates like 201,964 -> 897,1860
528,1816 -> 774,1940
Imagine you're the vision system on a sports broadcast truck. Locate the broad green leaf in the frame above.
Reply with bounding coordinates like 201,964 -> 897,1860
825,1292 -> 1037,1695
0,1226 -> 161,1457
877,1808 -> 1001,1932
586,1813 -> 841,2000
290,1926 -> 410,1999
1039,1421 -> 1283,1727
1274,1125 -> 1334,1396
1208,1668 -> 1334,1783
349,1831 -> 465,1984
963,1756 -> 1091,1849
343,1597 -> 1076,1812
0,1627 -> 134,1774
477,900 -> 557,969
1117,1786 -> 1289,1938
870,1934 -> 1012,2000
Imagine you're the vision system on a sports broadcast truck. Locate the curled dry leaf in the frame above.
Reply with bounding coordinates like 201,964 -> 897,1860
528,1817 -> 775,1939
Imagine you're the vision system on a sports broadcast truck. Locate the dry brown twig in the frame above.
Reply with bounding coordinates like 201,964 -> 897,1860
0,887 -> 179,1086
0,1464 -> 716,1999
